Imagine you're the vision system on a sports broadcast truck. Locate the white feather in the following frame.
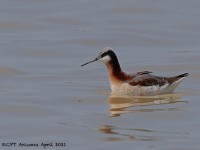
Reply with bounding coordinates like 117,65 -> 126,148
99,55 -> 111,64
110,77 -> 186,96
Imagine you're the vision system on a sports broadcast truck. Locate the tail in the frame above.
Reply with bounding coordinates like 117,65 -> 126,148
165,73 -> 189,93
175,73 -> 189,78
168,73 -> 189,84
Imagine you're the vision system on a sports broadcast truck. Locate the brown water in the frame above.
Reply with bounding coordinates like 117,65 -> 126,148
0,0 -> 200,150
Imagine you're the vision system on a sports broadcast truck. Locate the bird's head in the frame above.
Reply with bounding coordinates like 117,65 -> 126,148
81,47 -> 116,66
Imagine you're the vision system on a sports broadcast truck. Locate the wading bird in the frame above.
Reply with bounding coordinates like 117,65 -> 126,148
81,47 -> 189,96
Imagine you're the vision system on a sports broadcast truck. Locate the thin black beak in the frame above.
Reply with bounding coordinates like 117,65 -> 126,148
81,57 -> 98,67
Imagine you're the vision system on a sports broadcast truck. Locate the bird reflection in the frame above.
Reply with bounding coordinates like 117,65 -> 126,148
107,94 -> 187,117
96,93 -> 188,141
98,125 -> 158,141
98,124 -> 189,141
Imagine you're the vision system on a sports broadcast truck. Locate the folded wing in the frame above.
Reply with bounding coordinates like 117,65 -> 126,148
128,74 -> 168,87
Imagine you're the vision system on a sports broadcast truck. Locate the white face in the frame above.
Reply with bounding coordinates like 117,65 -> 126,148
99,55 -> 111,64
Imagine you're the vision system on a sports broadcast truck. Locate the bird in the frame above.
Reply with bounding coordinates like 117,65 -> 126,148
81,47 -> 189,96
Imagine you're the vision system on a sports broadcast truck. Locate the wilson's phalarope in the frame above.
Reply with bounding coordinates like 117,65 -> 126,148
81,47 -> 189,96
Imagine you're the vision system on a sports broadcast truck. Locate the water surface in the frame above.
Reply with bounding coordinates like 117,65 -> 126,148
0,0 -> 200,150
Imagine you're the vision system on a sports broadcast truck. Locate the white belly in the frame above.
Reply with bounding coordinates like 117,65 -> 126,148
110,80 -> 182,96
